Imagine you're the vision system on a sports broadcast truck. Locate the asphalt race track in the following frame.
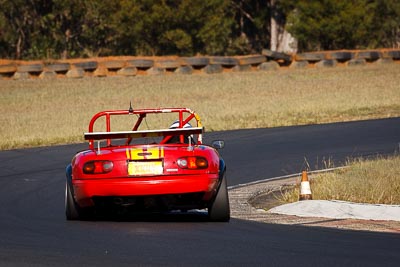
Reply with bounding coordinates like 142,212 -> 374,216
209,117 -> 400,185
0,118 -> 399,266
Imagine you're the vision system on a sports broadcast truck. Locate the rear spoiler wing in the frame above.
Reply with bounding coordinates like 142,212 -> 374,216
84,127 -> 203,141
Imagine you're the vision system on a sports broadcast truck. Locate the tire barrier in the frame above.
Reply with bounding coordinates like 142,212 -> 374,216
210,56 -> 239,67
1,48 -> 399,80
126,59 -> 154,69
39,70 -> 57,79
71,61 -> 98,71
66,68 -> 84,78
262,49 -> 292,65
180,57 -> 209,68
376,58 -> 394,65
330,51 -> 354,62
0,62 -> 17,74
232,64 -> 252,72
202,64 -> 223,74
315,59 -> 337,68
17,63 -> 44,73
295,52 -> 326,62
147,67 -> 166,75
346,58 -> 367,67
258,61 -> 280,71
117,66 -> 137,76
175,65 -> 193,74
290,60 -> 309,69
45,62 -> 70,73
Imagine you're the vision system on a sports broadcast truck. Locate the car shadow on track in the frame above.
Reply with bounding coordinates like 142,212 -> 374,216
76,210 -> 214,223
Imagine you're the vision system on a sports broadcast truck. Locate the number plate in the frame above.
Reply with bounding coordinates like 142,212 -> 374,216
128,161 -> 163,176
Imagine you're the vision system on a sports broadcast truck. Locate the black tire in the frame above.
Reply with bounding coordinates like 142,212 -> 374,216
66,68 -> 84,78
346,58 -> 367,67
208,173 -> 230,222
147,67 -> 166,75
12,72 -> 30,80
237,55 -> 266,65
72,61 -> 98,71
232,64 -> 252,72
65,181 -> 94,220
258,61 -> 280,71
175,65 -> 193,74
330,51 -> 354,62
0,63 -> 17,74
126,59 -> 154,69
39,71 -> 57,79
356,51 -> 381,61
210,56 -> 239,66
376,58 -> 394,65
261,49 -> 292,62
180,57 -> 210,67
387,50 -> 400,60
17,63 -> 44,73
102,60 -> 125,69
65,181 -> 80,220
295,52 -> 325,62
65,164 -> 93,220
315,59 -> 337,68
155,59 -> 180,69
290,60 -> 309,69
45,63 -> 70,72
117,66 -> 137,76
202,64 -> 223,74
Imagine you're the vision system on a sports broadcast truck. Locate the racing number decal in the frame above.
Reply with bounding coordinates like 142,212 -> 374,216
125,147 -> 164,160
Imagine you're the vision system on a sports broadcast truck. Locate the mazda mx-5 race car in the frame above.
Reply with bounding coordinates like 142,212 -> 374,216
65,106 -> 230,221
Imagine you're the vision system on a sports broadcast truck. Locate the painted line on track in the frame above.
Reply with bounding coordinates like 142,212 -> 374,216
228,166 -> 348,190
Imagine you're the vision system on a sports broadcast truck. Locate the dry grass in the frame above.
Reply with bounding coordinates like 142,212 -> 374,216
279,155 -> 400,205
1,64 -> 400,150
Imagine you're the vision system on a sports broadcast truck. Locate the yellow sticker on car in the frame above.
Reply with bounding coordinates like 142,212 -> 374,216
126,147 -> 164,160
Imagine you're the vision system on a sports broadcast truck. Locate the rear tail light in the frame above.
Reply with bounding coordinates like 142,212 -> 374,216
83,161 -> 113,174
177,157 -> 208,169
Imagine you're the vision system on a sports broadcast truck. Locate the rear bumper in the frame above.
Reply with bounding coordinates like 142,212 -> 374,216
72,174 -> 219,207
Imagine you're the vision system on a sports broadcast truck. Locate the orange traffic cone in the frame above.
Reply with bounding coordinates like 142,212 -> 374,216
299,171 -> 312,200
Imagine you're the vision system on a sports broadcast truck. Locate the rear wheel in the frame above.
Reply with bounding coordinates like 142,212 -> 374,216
65,182 -> 80,220
208,173 -> 230,222
65,182 -> 94,220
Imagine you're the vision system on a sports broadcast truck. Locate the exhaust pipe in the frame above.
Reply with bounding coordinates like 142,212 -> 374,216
113,197 -> 123,205
113,197 -> 136,206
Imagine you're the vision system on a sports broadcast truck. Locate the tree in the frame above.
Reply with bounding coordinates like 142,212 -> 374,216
110,0 -> 235,56
1,0 -> 399,59
369,0 -> 400,48
285,0 -> 386,51
47,0 -> 118,58
269,0 -> 297,53
229,0 -> 271,54
196,0 -> 235,55
0,0 -> 118,59
0,0 -> 46,59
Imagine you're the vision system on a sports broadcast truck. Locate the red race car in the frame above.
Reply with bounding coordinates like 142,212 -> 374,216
65,106 -> 230,221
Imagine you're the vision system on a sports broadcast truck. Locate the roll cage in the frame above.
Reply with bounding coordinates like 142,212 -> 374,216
85,107 -> 203,150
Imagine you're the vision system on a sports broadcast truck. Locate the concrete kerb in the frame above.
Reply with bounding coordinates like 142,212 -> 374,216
228,167 -> 346,218
227,167 -> 400,233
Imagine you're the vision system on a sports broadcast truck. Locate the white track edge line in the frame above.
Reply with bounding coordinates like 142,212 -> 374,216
227,166 -> 349,190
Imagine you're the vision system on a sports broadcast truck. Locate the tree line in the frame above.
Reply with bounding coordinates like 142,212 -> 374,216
0,0 -> 399,60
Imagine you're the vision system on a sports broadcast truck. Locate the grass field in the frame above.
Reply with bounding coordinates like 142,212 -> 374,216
279,155 -> 400,205
1,64 -> 400,150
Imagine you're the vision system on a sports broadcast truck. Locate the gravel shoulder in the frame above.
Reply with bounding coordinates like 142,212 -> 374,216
228,176 -> 400,234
